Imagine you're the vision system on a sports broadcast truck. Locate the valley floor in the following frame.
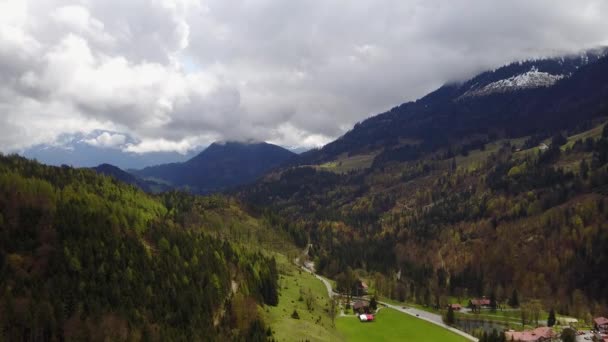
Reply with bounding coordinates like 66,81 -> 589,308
293,263 -> 478,341
336,307 -> 469,342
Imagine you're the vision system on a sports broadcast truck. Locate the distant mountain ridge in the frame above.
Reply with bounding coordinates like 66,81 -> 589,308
91,163 -> 170,193
22,130 -> 202,169
133,141 -> 296,193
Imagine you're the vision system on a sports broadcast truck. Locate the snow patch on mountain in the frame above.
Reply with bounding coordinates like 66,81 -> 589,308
461,67 -> 566,98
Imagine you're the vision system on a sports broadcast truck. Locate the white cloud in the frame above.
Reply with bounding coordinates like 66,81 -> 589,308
84,132 -> 127,148
1,0 -> 608,154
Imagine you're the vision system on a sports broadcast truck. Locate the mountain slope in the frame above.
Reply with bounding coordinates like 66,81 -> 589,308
299,48 -> 608,165
133,141 -> 296,193
240,49 -> 608,321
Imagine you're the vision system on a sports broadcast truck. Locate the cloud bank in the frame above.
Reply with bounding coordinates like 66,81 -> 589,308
1,0 -> 608,153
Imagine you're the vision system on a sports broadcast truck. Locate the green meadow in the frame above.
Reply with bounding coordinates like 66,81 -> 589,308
263,259 -> 344,342
335,308 -> 469,342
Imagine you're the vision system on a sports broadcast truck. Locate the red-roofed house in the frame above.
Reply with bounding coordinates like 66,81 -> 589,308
594,317 -> 608,333
504,327 -> 554,342
354,280 -> 369,296
448,303 -> 462,311
353,300 -> 370,314
469,297 -> 491,309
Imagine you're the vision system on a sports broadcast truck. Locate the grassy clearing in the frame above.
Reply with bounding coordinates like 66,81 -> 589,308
336,308 -> 468,342
456,137 -> 528,171
317,153 -> 377,173
199,203 -> 299,255
263,260 -> 343,342
562,122 -> 606,150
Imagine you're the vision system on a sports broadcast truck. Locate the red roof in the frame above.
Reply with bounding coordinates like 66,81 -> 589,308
595,317 -> 608,326
353,301 -> 368,310
505,327 -> 554,342
471,298 -> 491,306
448,304 -> 462,310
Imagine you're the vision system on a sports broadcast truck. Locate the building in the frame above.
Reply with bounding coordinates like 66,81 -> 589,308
354,280 -> 369,296
447,303 -> 462,311
353,300 -> 370,314
504,327 -> 554,342
594,317 -> 608,333
469,298 -> 491,309
358,314 -> 374,322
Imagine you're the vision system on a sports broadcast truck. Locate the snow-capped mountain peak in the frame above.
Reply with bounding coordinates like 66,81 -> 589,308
461,66 -> 565,97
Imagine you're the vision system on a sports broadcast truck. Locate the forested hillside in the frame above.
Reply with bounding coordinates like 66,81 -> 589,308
0,155 -> 285,341
243,120 -> 608,321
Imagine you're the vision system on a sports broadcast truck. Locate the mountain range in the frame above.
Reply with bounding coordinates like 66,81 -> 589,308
4,46 -> 608,340
90,48 -> 608,197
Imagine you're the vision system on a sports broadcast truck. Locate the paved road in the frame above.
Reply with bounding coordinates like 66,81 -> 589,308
301,263 -> 336,297
301,265 -> 478,342
379,301 -> 478,342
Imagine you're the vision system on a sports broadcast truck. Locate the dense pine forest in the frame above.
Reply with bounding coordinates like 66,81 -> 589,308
0,155 -> 283,341
243,121 -> 608,320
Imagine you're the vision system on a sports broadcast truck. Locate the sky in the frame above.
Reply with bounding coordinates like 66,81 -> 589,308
1,0 -> 608,154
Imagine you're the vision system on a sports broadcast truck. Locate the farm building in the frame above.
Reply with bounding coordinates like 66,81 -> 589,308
504,327 -> 554,342
595,317 -> 608,333
447,303 -> 462,311
353,300 -> 370,314
468,297 -> 491,309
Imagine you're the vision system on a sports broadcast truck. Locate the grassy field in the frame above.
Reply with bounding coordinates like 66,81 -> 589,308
336,308 -> 468,342
317,153 -> 377,173
562,122 -> 606,150
456,137 -> 528,171
263,260 -> 343,342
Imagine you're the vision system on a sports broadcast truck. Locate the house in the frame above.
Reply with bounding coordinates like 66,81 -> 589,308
469,297 -> 491,309
594,317 -> 608,333
353,300 -> 370,314
539,143 -> 549,151
358,314 -> 374,322
354,280 -> 369,296
447,303 -> 462,311
504,327 -> 554,342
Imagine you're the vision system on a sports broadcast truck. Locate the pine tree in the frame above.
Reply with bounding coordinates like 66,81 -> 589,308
369,296 -> 378,311
580,160 -> 589,180
490,292 -> 497,312
547,308 -> 556,327
445,306 -> 455,325
508,289 -> 519,307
